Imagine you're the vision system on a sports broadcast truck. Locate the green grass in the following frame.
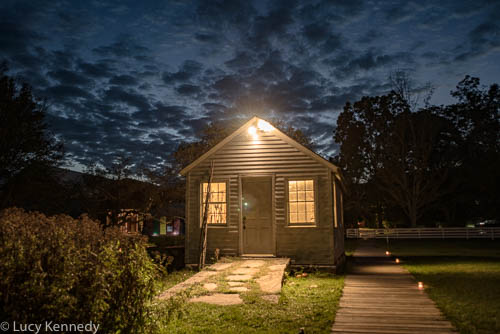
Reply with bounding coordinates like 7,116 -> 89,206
156,269 -> 196,293
377,239 -> 500,334
157,272 -> 344,333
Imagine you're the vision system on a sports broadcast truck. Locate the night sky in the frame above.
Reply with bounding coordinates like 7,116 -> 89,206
1,0 -> 499,171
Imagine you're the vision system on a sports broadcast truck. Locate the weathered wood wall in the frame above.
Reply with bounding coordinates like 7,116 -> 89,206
185,131 -> 342,266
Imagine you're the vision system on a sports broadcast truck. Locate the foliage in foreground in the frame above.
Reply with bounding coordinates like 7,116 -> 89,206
0,208 -> 162,334
384,239 -> 500,334
158,272 -> 344,333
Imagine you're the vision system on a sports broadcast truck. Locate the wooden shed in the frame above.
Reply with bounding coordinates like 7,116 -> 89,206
180,116 -> 345,270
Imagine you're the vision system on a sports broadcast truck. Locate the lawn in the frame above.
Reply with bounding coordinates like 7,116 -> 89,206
378,239 -> 500,334
156,271 -> 344,333
155,269 -> 196,294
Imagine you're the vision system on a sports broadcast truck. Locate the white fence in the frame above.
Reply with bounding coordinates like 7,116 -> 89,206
346,227 -> 500,240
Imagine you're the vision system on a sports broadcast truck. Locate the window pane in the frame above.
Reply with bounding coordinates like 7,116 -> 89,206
306,202 -> 314,213
299,202 -> 306,214
288,179 -> 315,224
202,183 -> 226,224
306,190 -> 314,201
298,191 -> 305,201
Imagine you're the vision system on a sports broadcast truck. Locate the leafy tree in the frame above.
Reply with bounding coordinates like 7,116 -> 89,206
0,65 -> 63,208
335,92 -> 459,227
335,75 -> 499,227
440,76 -> 500,222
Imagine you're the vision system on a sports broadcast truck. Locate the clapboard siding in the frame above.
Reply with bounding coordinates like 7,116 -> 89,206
184,120 -> 343,267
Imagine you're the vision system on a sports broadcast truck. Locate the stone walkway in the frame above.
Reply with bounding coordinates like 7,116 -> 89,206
332,241 -> 457,334
158,257 -> 289,305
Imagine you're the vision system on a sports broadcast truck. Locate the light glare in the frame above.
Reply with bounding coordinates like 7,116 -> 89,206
248,126 -> 257,135
257,119 -> 274,132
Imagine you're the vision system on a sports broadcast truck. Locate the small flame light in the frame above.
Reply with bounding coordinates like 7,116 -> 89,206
395,258 -> 400,263
385,251 -> 390,256
418,282 -> 424,290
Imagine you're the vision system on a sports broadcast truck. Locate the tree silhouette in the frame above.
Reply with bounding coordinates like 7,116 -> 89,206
0,65 -> 63,208
335,75 -> 499,227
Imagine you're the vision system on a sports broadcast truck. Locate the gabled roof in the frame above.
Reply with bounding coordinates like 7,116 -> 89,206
180,116 -> 340,176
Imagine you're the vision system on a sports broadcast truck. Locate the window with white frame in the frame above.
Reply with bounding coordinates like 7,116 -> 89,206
201,182 -> 227,224
288,180 -> 315,224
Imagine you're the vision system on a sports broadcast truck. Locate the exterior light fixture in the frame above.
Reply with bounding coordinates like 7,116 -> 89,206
385,251 -> 390,256
418,282 -> 424,290
248,126 -> 258,140
257,119 -> 274,132
395,258 -> 400,263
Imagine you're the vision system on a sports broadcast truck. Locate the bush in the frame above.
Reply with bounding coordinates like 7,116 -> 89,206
0,208 -> 161,333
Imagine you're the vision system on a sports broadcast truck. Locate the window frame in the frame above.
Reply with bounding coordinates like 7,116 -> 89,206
285,177 -> 318,227
199,180 -> 229,226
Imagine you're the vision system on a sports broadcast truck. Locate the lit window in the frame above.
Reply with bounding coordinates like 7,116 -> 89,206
202,182 -> 227,224
288,180 -> 315,224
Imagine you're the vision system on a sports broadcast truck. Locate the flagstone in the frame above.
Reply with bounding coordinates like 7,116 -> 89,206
189,293 -> 243,305
203,283 -> 217,291
226,274 -> 252,281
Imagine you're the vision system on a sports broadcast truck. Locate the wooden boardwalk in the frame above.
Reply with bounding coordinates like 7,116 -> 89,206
332,242 -> 457,334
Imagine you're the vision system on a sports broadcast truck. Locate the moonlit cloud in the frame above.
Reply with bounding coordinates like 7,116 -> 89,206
1,0 -> 498,170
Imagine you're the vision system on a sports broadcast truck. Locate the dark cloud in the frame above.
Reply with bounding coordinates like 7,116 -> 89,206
194,33 -> 219,43
162,60 -> 203,84
1,0 -> 498,169
176,84 -> 202,96
48,69 -> 93,87
455,21 -> 500,61
102,87 -> 150,110
358,29 -> 383,44
225,52 -> 256,70
92,40 -> 149,58
45,85 -> 93,100
333,51 -> 414,78
303,23 -> 330,44
385,4 -> 414,23
78,61 -> 114,78
109,74 -> 138,86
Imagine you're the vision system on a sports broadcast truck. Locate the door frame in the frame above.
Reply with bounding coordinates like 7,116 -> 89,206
238,174 -> 276,256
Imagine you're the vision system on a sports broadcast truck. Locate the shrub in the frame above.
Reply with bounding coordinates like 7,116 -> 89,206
0,208 -> 161,333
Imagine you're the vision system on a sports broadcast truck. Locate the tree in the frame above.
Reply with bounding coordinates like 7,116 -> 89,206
77,156 -> 158,226
0,65 -> 63,208
440,76 -> 500,222
335,92 -> 459,227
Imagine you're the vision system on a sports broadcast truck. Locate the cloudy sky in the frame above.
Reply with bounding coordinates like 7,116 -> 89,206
1,0 -> 499,171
